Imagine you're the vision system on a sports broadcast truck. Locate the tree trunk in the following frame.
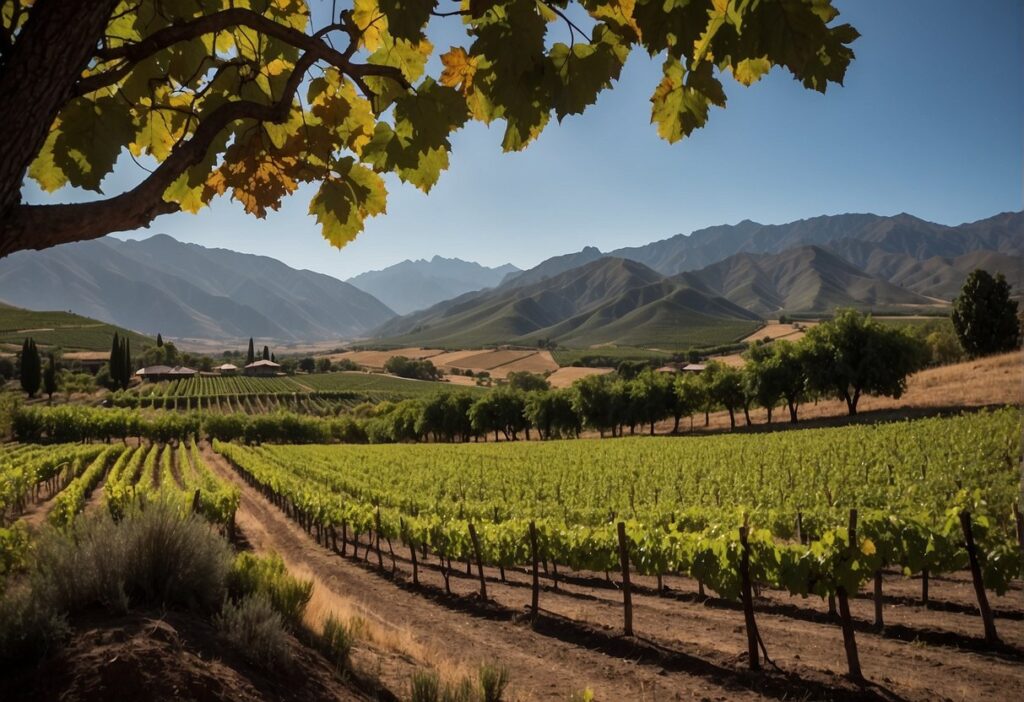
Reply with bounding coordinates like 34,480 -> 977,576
616,522 -> 633,636
0,0 -> 120,227
739,526 -> 761,671
836,510 -> 862,680
727,407 -> 735,429
788,400 -> 798,423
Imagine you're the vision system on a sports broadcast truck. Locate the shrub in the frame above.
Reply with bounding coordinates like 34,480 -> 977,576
318,614 -> 356,672
32,499 -> 232,615
409,670 -> 476,702
479,663 -> 510,702
0,583 -> 69,665
226,552 -> 312,629
215,594 -> 292,669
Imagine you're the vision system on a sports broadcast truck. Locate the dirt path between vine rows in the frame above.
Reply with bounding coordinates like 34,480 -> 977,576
202,444 -> 1024,701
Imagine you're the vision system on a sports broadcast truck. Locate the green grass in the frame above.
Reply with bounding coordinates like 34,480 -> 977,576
551,346 -> 673,366
0,303 -> 153,352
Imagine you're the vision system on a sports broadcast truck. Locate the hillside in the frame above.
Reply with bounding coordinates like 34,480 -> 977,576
372,257 -> 761,348
347,256 -> 519,315
0,235 -> 395,341
680,245 -> 938,316
0,301 -> 153,352
606,211 -> 1023,277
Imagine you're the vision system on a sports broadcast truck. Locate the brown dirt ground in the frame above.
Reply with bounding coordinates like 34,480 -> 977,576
0,611 -> 374,702
203,444 -> 1024,702
546,366 -> 614,389
740,322 -> 815,344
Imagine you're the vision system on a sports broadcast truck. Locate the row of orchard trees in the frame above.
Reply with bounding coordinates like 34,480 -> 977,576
363,310 -> 930,441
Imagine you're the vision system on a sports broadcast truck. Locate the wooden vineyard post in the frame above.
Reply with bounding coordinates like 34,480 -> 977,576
616,521 -> 634,637
921,567 -> 929,607
836,509 -> 862,681
468,523 -> 488,601
960,510 -> 1000,646
402,519 -> 419,586
873,570 -> 884,629
529,521 -> 540,616
795,511 -> 803,544
374,508 -> 384,569
738,526 -> 761,671
340,521 -> 348,557
1014,502 -> 1024,577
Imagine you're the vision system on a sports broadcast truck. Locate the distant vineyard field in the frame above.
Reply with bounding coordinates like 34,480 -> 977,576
122,371 -> 486,414
0,303 -> 153,352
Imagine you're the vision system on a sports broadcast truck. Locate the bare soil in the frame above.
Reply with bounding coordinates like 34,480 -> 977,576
203,444 -> 1024,702
0,611 -> 372,702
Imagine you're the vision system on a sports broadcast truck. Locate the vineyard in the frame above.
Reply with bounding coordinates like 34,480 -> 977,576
213,408 -> 1024,682
1,439 -> 238,575
119,371 -> 484,414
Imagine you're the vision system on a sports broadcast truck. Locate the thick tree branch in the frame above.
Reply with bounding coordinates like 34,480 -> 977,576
0,48 -> 318,257
82,7 -> 410,97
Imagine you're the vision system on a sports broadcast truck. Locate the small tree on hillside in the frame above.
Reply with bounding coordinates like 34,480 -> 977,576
952,270 -> 1021,357
802,309 -> 926,416
156,333 -> 163,348
19,338 -> 41,398
43,353 -> 57,402
262,345 -> 271,361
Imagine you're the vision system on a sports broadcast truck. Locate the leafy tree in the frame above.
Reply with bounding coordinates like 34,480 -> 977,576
629,369 -> 670,435
924,325 -> 964,366
109,332 -> 122,388
262,345 -> 271,361
316,357 -> 333,373
670,372 -> 704,433
0,1 -> 856,256
802,309 -> 927,416
43,352 -> 57,401
571,373 -> 614,437
952,270 -> 1021,357
298,356 -> 316,373
770,340 -> 809,423
703,361 -> 744,429
524,388 -> 579,440
19,337 -> 40,398
505,371 -> 549,392
247,338 -> 256,366
384,355 -> 440,380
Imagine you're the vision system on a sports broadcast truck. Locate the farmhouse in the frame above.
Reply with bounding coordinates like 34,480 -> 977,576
216,362 -> 238,375
244,359 -> 282,376
135,365 -> 198,381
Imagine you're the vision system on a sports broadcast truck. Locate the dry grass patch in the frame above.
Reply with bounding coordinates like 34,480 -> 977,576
547,366 -> 614,389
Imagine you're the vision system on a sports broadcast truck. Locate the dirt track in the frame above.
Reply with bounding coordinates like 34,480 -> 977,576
202,444 -> 1024,702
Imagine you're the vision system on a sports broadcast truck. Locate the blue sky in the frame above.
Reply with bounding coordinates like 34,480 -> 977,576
22,0 -> 1023,280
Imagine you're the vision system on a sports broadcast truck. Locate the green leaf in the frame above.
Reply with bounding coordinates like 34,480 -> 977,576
309,159 -> 387,248
650,57 -> 726,143
379,0 -> 436,42
52,95 -> 135,192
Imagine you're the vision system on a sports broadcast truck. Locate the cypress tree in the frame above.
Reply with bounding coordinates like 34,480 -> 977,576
43,353 -> 57,402
20,338 -> 41,398
156,333 -> 163,347
247,338 -> 255,365
271,352 -> 276,363
262,345 -> 270,361
123,337 -> 132,389
110,332 -> 121,387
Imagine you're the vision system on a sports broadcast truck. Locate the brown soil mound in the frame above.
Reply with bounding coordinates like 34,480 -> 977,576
0,611 -> 371,702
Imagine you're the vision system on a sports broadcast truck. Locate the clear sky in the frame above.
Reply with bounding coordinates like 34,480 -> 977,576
22,0 -> 1023,280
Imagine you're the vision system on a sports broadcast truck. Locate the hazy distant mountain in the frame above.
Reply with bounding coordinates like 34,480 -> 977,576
0,235 -> 394,341
678,245 -> 936,316
372,257 -> 761,348
604,211 -> 1022,277
347,256 -> 520,315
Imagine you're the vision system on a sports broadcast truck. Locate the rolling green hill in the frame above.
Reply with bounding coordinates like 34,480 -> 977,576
0,302 -> 154,352
372,258 -> 762,349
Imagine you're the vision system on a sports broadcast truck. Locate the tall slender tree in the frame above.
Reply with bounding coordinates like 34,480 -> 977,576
262,345 -> 270,361
246,338 -> 255,366
19,338 -> 41,398
109,332 -> 122,386
156,333 -> 163,347
43,353 -> 57,402
122,337 -> 132,389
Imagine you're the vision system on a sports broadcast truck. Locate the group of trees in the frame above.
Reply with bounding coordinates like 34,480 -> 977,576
383,356 -> 441,381
107,332 -> 132,391
357,310 -> 935,443
15,338 -> 60,401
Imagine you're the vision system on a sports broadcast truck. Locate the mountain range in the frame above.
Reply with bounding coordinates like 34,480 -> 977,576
0,235 -> 393,340
0,211 -> 1019,346
346,256 -> 519,315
